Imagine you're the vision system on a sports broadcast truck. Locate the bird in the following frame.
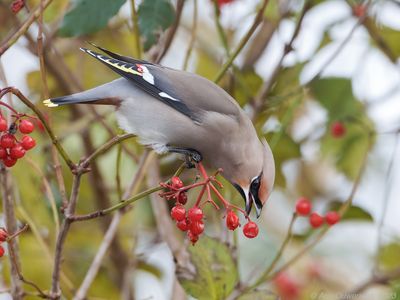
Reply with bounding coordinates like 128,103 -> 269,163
43,45 -> 275,218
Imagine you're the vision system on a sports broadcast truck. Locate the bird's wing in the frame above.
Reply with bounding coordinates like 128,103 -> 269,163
80,47 -> 240,123
80,48 -> 199,121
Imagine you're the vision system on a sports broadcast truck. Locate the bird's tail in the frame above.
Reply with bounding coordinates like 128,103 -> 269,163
43,79 -> 122,108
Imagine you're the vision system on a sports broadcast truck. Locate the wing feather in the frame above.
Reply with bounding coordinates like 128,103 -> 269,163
80,48 -> 199,122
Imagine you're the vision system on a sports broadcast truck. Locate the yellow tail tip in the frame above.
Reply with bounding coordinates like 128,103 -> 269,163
43,99 -> 58,107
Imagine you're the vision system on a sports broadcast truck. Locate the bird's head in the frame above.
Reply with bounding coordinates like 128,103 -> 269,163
231,139 -> 275,218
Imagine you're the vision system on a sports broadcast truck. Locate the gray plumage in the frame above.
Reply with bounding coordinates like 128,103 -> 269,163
44,46 -> 275,217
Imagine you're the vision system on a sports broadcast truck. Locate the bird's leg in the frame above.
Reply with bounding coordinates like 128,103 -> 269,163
166,146 -> 202,168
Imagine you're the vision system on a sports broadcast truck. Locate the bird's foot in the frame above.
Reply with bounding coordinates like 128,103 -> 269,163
166,146 -> 202,169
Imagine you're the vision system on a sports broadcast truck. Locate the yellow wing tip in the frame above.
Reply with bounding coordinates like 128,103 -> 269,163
43,99 -> 58,107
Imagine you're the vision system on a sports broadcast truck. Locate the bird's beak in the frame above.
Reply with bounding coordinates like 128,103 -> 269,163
233,184 -> 263,218
249,189 -> 263,218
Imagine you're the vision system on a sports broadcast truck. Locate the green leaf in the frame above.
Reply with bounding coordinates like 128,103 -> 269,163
366,20 -> 400,58
138,0 -> 176,51
379,243 -> 400,272
329,201 -> 373,222
177,236 -> 238,300
237,290 -> 278,300
309,78 -> 361,119
58,0 -> 126,37
309,77 -> 375,179
234,69 -> 263,107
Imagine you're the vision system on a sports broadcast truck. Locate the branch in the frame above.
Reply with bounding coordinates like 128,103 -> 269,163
0,0 -> 54,55
51,174 -> 82,299
155,0 -> 185,63
252,1 -> 311,113
213,0 -> 270,83
81,134 -> 136,166
73,213 -> 122,300
0,167 -> 24,299
70,163 -> 186,222
345,267 -> 400,297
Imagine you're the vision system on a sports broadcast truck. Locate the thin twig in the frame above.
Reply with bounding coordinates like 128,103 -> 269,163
182,0 -> 198,70
25,156 -> 60,236
345,267 -> 400,298
155,0 -> 185,64
130,0 -> 142,59
250,213 -> 297,287
71,162 -> 185,222
0,167 -> 24,299
213,0 -> 269,83
81,134 -> 136,166
213,0 -> 230,56
252,1 -> 311,114
266,137 -> 372,282
73,213 -> 122,300
7,225 -> 50,299
0,0 -> 54,55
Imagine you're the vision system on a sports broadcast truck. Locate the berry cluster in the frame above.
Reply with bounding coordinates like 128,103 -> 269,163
171,204 -> 204,244
0,116 -> 36,168
0,228 -> 8,258
295,197 -> 340,228
161,164 -> 259,245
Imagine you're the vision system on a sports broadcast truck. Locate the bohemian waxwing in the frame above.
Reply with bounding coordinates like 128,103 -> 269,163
43,45 -> 275,217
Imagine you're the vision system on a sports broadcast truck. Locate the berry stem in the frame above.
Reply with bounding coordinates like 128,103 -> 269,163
0,101 -> 19,115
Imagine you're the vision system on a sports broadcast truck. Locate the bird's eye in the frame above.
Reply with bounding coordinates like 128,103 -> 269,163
250,176 -> 261,191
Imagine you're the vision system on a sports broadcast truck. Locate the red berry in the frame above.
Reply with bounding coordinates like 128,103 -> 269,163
177,192 -> 188,205
274,272 -> 300,300
226,210 -> 240,230
243,221 -> 259,238
19,119 -> 34,134
171,205 -> 186,221
11,0 -> 24,14
176,219 -> 189,231
0,134 -> 15,149
325,211 -> 340,225
295,197 -> 312,216
10,144 -> 25,159
331,121 -> 346,138
0,148 -> 6,159
0,228 -> 8,242
188,207 -> 203,222
0,118 -> 7,132
171,176 -> 183,189
3,156 -> 17,168
189,220 -> 205,235
21,135 -> 36,150
309,212 -> 324,228
352,4 -> 367,18
187,231 -> 199,245
0,246 -> 4,257
216,0 -> 234,8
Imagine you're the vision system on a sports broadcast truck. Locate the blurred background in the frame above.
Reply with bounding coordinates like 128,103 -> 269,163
0,0 -> 400,299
